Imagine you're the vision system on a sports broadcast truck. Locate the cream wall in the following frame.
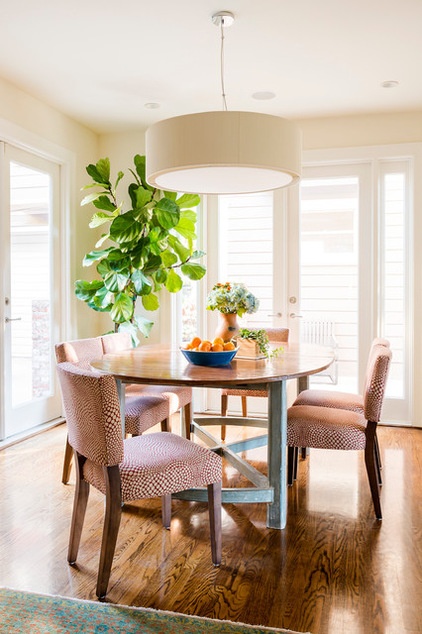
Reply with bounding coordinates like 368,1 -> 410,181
0,75 -> 102,340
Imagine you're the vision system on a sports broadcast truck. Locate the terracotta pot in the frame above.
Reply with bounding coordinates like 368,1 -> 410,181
214,312 -> 239,342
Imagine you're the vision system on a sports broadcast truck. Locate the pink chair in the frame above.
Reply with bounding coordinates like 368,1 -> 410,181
220,328 -> 289,441
55,337 -> 170,484
101,333 -> 193,438
293,338 -> 391,472
56,361 -> 222,600
287,344 -> 392,519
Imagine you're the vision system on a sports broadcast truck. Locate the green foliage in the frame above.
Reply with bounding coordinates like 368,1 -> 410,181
75,155 -> 206,344
237,328 -> 284,359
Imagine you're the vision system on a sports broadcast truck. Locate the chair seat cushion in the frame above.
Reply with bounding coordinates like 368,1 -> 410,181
287,405 -> 367,451
126,384 -> 192,414
221,388 -> 268,398
125,394 -> 170,435
83,432 -> 222,502
293,389 -> 363,412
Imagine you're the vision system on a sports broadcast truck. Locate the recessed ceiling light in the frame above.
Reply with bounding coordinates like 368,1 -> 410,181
381,81 -> 399,89
252,91 -> 276,100
144,102 -> 160,109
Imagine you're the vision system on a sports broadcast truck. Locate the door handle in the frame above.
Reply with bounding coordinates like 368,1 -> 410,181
267,312 -> 282,318
289,313 -> 303,318
5,317 -> 22,323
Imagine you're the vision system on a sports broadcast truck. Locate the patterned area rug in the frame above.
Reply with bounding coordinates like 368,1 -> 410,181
0,587 -> 308,634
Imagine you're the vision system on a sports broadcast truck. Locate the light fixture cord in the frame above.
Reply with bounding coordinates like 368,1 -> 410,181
220,21 -> 228,111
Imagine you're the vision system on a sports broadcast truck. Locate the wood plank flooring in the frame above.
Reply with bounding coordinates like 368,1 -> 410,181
0,421 -> 421,634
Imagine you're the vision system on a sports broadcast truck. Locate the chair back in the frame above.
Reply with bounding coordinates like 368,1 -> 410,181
56,362 -> 124,466
265,328 -> 289,343
55,337 -> 103,368
101,332 -> 132,353
363,345 -> 392,423
362,338 -> 390,395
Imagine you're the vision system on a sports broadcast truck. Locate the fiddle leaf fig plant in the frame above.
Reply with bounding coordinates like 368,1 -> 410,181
75,154 -> 206,344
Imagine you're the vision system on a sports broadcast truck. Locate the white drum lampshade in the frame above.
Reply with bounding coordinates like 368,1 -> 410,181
146,110 -> 302,195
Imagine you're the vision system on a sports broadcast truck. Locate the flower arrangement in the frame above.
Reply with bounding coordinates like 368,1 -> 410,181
206,282 -> 259,317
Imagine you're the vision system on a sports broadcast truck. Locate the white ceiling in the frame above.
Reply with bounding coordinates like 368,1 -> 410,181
1,0 -> 421,134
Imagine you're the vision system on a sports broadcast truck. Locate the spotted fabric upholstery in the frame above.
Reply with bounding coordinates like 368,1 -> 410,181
55,336 -> 170,435
287,345 -> 392,451
85,432 -> 222,502
56,363 -> 221,503
293,339 -> 390,413
221,328 -> 289,401
56,362 -> 124,465
55,337 -> 103,369
101,333 -> 192,415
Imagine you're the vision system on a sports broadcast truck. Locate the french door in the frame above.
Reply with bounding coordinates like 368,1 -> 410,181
0,144 -> 63,440
206,156 -> 412,423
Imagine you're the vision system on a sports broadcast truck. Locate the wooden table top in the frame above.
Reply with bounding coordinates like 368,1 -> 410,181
91,342 -> 334,389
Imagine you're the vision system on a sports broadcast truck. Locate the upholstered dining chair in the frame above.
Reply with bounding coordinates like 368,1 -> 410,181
55,337 -> 170,484
287,343 -> 392,519
101,333 -> 193,438
220,327 -> 289,441
292,337 -> 391,476
56,361 -> 222,600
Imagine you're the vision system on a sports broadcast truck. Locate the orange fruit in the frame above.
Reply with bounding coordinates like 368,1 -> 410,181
212,337 -> 225,346
198,340 -> 212,352
223,341 -> 235,351
211,343 -> 224,352
190,336 -> 202,348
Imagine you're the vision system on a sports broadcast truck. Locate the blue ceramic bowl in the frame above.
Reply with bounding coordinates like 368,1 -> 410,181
180,347 -> 238,366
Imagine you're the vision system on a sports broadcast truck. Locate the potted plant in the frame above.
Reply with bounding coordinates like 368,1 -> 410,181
206,282 -> 259,341
236,327 -> 284,359
75,155 -> 206,344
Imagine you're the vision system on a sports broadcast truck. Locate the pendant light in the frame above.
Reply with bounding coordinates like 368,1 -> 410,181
146,11 -> 302,195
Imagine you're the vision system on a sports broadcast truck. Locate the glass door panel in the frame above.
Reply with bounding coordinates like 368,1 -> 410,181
1,145 -> 62,440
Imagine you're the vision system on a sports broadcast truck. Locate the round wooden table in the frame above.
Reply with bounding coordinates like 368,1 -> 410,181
92,342 -> 334,529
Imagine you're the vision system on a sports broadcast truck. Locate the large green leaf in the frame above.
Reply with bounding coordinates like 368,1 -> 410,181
96,158 -> 111,183
110,211 -> 142,243
92,195 -> 117,212
165,269 -> 183,293
103,270 -> 130,292
110,292 -> 134,323
143,254 -> 162,274
180,209 -> 197,222
155,198 -> 180,229
75,279 -> 104,301
131,270 -> 152,295
118,321 -> 139,346
86,161 -> 109,185
134,154 -> 154,191
181,262 -> 206,280
174,217 -> 196,240
142,293 -> 160,311
163,191 -> 177,201
81,192 -> 102,207
161,250 -> 178,267
83,248 -> 112,267
167,234 -> 191,263
154,268 -> 167,284
91,286 -> 114,311
176,193 -> 200,209
89,212 -> 114,229
134,314 -> 154,338
135,186 -> 153,209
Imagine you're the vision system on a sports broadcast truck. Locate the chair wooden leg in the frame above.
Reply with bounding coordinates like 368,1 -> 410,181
374,433 -> 382,485
301,447 -> 308,460
183,402 -> 192,439
287,446 -> 297,485
207,482 -> 222,566
221,394 -> 228,441
96,466 -> 122,600
241,396 -> 247,417
293,446 -> 299,480
364,422 -> 382,520
62,434 -> 73,484
68,452 -> 90,564
161,494 -> 171,529
161,417 -> 170,432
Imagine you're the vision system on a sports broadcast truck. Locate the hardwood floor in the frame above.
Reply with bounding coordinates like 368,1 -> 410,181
0,421 -> 421,634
